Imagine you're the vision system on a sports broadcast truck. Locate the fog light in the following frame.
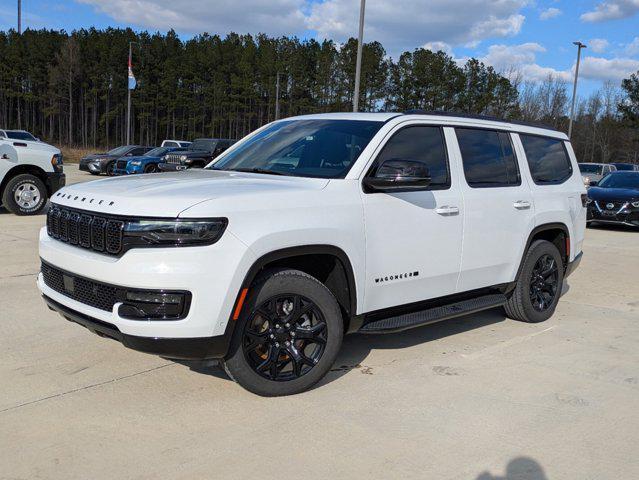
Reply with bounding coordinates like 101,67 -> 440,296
118,290 -> 191,320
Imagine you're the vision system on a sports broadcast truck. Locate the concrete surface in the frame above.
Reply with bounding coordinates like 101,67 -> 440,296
1,165 -> 638,479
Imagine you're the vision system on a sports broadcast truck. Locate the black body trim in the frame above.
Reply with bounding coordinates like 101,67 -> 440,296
515,223 -> 570,281
403,110 -> 558,132
43,295 -> 230,360
564,252 -> 583,278
45,172 -> 66,195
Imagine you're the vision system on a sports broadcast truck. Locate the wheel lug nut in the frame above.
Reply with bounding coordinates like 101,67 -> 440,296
269,334 -> 274,339
291,332 -> 296,337
275,342 -> 280,347
275,324 -> 280,328
285,323 -> 290,328
285,341 -> 290,346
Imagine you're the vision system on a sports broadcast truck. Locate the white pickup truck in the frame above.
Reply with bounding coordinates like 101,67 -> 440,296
0,132 -> 65,215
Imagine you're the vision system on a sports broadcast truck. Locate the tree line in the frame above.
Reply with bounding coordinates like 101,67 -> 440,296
0,28 -> 638,163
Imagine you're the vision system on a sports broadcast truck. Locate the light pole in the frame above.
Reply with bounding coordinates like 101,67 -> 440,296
17,0 -> 21,34
568,41 -> 587,139
353,0 -> 366,112
275,72 -> 286,120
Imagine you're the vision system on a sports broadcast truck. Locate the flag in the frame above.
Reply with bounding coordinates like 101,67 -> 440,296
128,57 -> 137,90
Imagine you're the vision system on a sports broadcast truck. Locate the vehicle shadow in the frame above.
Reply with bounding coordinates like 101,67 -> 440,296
476,456 -> 548,480
178,307 -> 507,388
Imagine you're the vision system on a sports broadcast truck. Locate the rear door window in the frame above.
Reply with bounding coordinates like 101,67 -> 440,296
519,135 -> 573,184
456,129 -> 520,188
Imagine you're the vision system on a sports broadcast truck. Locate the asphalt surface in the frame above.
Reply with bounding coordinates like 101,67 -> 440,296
1,165 -> 638,479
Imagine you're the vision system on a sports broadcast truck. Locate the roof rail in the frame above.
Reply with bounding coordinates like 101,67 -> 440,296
403,110 -> 559,132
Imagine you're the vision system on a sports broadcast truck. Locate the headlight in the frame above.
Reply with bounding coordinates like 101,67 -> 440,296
122,218 -> 228,249
632,201 -> 639,208
51,154 -> 63,172
129,161 -> 142,166
180,155 -> 188,161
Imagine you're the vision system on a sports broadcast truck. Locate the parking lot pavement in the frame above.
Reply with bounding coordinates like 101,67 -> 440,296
1,165 -> 638,479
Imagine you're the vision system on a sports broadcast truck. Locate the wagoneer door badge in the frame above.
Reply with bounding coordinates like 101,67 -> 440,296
375,271 -> 419,284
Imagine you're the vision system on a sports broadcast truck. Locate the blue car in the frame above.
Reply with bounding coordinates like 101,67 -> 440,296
113,146 -> 187,175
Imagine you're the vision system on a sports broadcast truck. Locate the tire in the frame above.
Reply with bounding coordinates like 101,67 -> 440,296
1,174 -> 48,216
144,164 -> 159,173
222,269 -> 344,396
504,240 -> 564,323
89,171 -> 101,176
106,161 -> 116,176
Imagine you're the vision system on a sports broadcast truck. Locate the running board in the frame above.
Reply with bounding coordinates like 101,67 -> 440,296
358,294 -> 507,334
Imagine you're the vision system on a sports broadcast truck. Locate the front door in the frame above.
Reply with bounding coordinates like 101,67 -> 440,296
361,124 -> 464,313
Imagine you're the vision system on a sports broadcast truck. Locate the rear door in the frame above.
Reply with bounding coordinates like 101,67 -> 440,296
453,128 -> 535,292
361,123 -> 464,312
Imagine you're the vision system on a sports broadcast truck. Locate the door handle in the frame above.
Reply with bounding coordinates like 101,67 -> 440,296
435,206 -> 460,216
513,200 -> 531,210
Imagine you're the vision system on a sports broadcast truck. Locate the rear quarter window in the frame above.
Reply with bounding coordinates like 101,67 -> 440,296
520,135 -> 573,185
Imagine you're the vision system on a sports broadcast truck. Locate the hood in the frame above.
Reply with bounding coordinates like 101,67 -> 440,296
2,138 -> 59,155
82,153 -> 112,161
51,169 -> 330,217
588,187 -> 639,202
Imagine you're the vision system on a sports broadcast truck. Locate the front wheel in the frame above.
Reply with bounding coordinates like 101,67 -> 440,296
106,161 -> 116,176
222,269 -> 343,396
144,164 -> 159,173
504,240 -> 564,323
1,174 -> 48,215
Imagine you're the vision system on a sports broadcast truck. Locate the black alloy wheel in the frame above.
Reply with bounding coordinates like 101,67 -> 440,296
144,164 -> 159,173
529,254 -> 559,312
106,161 -> 116,176
242,295 -> 327,381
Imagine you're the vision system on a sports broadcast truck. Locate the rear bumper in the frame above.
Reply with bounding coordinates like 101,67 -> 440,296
565,252 -> 582,278
43,294 -> 231,360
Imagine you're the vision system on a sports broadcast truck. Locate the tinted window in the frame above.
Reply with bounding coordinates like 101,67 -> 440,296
212,120 -> 383,179
578,164 -> 602,175
374,126 -> 449,188
520,135 -> 573,184
6,130 -> 37,141
612,163 -> 636,171
456,129 -> 520,188
130,148 -> 148,156
107,146 -> 130,156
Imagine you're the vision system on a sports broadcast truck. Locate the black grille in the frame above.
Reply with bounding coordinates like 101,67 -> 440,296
164,154 -> 182,165
596,200 -> 627,211
41,261 -> 122,312
47,205 -> 124,255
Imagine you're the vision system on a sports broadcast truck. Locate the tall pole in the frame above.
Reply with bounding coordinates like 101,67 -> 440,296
126,42 -> 132,145
275,72 -> 281,120
568,41 -> 587,139
17,0 -> 21,34
353,0 -> 366,112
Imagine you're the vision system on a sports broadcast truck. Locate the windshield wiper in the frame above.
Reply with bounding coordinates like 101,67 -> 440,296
230,167 -> 286,176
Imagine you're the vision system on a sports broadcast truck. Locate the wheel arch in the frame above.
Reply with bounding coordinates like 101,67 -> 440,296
515,223 -> 570,281
0,164 -> 49,199
237,245 -> 357,332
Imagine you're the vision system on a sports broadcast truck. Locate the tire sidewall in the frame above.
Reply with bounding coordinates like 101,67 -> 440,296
224,270 -> 343,396
4,175 -> 47,215
518,241 -> 564,323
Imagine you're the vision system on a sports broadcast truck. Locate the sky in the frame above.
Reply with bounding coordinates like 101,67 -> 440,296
2,0 -> 639,96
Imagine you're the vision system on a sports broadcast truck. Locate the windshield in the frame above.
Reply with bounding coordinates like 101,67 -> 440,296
613,163 -> 636,171
145,147 -> 170,157
211,120 -> 383,178
190,140 -> 217,151
598,173 -> 639,189
107,146 -> 131,156
6,130 -> 37,141
579,164 -> 603,174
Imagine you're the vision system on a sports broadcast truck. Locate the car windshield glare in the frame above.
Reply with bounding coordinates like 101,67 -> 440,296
108,146 -> 131,156
598,173 -> 639,189
579,164 -> 602,174
211,119 -> 383,179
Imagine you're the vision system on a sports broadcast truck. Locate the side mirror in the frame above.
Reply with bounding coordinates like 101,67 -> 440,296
589,180 -> 598,187
363,159 -> 431,193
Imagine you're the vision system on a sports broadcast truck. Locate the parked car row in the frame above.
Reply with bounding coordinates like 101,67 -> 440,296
578,162 -> 639,187
79,138 -> 235,176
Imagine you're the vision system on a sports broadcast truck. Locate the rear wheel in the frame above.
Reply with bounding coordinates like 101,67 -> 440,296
1,174 -> 48,215
222,269 -> 343,396
144,164 -> 159,173
504,240 -> 564,323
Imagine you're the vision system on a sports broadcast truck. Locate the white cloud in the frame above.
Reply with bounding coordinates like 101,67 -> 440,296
589,38 -> 610,53
540,8 -> 562,20
78,0 -> 308,37
422,42 -> 453,55
581,0 -> 639,22
478,43 -> 572,82
625,37 -> 639,56
580,56 -> 639,80
305,0 -> 528,54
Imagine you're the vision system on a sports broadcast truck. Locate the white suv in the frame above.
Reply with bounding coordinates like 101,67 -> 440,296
38,112 -> 586,396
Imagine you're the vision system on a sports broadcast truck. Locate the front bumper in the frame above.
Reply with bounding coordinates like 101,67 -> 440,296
587,205 -> 639,227
43,295 -> 231,359
38,226 -> 257,339
158,162 -> 187,172
45,172 -> 66,195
